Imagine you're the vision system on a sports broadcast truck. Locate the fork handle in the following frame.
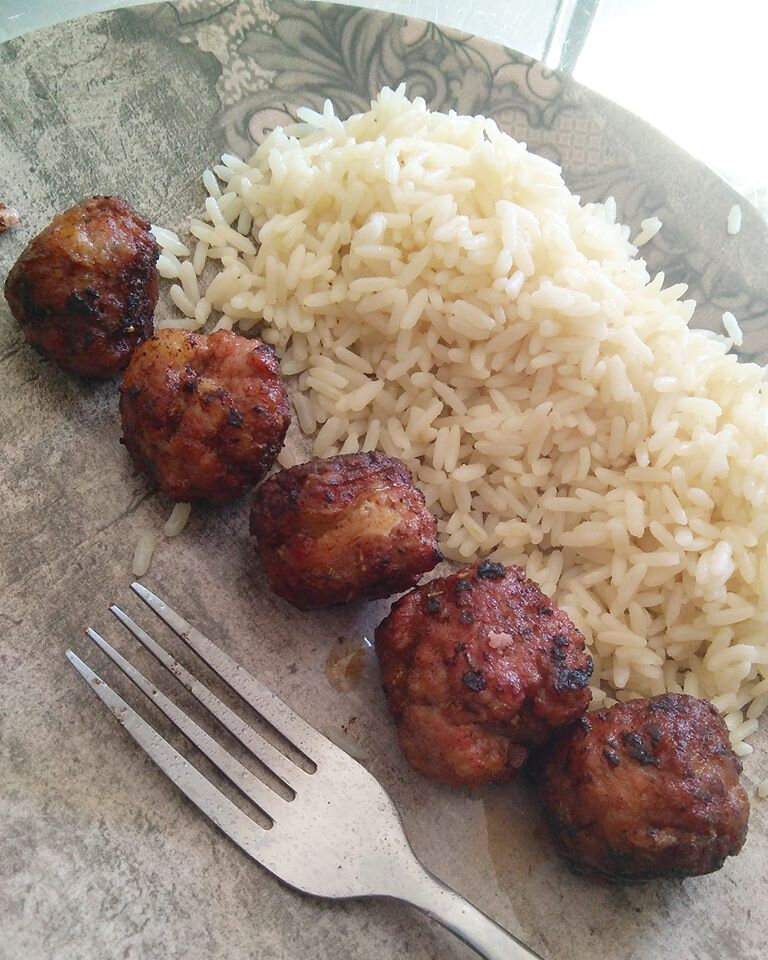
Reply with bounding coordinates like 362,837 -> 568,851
393,861 -> 545,960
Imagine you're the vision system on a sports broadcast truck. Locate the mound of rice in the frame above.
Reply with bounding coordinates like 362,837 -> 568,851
155,86 -> 768,756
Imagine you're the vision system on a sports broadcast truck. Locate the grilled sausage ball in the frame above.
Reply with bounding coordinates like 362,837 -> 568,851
537,693 -> 750,882
375,561 -> 593,787
120,328 -> 290,502
250,452 -> 441,610
4,196 -> 158,377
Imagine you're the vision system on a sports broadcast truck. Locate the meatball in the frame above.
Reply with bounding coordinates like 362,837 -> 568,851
537,693 -> 750,882
250,452 -> 441,610
120,328 -> 290,503
4,196 -> 158,377
375,561 -> 593,787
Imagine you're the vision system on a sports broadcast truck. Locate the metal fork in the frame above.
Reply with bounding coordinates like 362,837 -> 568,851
67,582 -> 544,960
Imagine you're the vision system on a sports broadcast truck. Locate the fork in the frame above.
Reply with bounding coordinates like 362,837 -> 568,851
67,582 -> 544,960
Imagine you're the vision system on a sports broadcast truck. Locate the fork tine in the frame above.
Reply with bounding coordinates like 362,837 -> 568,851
66,650 -> 273,866
131,582 -> 330,759
86,628 -> 286,822
109,604 -> 307,791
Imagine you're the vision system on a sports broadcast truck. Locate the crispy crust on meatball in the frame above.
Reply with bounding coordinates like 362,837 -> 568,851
375,562 -> 593,787
120,328 -> 290,503
250,452 -> 441,610
4,196 -> 158,377
537,693 -> 750,882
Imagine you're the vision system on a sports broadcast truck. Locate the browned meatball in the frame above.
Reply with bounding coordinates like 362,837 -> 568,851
537,693 -> 750,882
4,196 -> 158,377
120,328 -> 290,503
250,452 -> 441,610
375,562 -> 593,787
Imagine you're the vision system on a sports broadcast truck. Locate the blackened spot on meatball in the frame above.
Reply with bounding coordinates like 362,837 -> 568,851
445,642 -> 468,667
459,610 -> 475,625
126,289 -> 141,314
622,731 -> 659,766
476,560 -> 505,580
226,407 -> 243,428
425,595 -> 442,614
182,365 -> 198,392
455,579 -> 473,593
603,749 -> 621,767
554,662 -> 593,691
538,606 -> 554,616
647,724 -> 663,745
67,288 -> 99,316
552,634 -> 570,646
462,670 -> 487,692
649,694 -> 682,713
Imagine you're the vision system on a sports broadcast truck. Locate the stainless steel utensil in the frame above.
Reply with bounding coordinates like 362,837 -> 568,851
67,582 -> 544,960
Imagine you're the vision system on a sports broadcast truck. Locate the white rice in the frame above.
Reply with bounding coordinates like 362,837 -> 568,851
163,502 -> 192,538
132,531 -> 157,577
150,224 -> 190,257
722,311 -> 743,347
158,87 -> 768,754
632,216 -> 662,247
727,203 -> 742,236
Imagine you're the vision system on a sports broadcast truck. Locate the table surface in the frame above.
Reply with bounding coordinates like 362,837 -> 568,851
2,0 -> 767,219
2,4 -> 767,960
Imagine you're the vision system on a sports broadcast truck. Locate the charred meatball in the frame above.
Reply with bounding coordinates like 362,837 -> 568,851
537,693 -> 750,882
120,328 -> 290,502
250,452 -> 441,610
4,196 -> 158,377
375,561 -> 593,787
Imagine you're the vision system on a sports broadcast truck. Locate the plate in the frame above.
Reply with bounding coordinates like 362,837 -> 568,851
1,2 -> 767,958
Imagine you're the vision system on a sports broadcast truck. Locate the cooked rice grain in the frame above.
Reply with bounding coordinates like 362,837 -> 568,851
632,216 -> 662,247
163,502 -> 192,538
132,531 -> 157,577
728,203 -> 743,236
